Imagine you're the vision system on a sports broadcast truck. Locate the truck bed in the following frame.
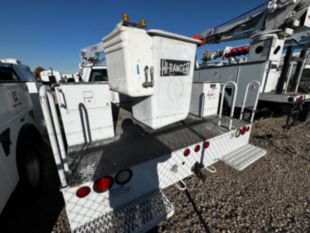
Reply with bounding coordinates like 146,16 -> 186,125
66,104 -> 246,185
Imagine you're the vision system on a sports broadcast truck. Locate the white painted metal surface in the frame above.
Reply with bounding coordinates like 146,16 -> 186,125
131,30 -> 199,129
55,84 -> 114,148
190,82 -> 220,117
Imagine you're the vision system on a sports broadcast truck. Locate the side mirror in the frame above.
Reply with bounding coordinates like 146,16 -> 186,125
40,71 -> 51,83
40,70 -> 61,84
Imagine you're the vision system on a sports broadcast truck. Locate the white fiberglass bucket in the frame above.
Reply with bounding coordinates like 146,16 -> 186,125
103,23 -> 199,129
133,30 -> 199,129
103,23 -> 154,97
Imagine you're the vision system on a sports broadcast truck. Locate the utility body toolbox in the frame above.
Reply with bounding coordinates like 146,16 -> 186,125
190,82 -> 221,117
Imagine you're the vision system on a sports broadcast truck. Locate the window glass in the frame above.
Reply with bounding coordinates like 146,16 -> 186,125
89,69 -> 108,82
0,67 -> 19,81
14,66 -> 36,82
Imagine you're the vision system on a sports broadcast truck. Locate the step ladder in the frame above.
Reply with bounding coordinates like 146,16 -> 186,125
221,144 -> 266,171
73,190 -> 174,233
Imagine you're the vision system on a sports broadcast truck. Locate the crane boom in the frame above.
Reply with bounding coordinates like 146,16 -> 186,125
194,0 -> 310,45
80,42 -> 105,66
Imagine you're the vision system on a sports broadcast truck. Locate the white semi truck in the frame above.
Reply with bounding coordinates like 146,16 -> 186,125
0,59 -> 55,213
37,16 -> 266,232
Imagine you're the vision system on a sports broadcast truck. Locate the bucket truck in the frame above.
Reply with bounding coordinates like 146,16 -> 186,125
193,0 -> 310,124
38,15 -> 267,232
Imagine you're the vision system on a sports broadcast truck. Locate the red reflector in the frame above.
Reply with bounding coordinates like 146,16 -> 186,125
94,176 -> 113,193
240,47 -> 245,54
241,127 -> 247,135
230,48 -> 235,56
204,141 -> 210,149
76,186 -> 91,198
235,48 -> 240,55
194,145 -> 201,152
183,148 -> 190,157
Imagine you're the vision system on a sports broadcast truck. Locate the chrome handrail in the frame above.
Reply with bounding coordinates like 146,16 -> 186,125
239,80 -> 261,123
218,81 -> 238,130
39,85 -> 68,187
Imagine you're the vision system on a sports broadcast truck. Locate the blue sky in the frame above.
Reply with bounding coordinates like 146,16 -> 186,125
1,0 -> 265,73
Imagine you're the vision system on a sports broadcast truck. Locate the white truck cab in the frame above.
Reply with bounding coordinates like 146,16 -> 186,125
0,60 -> 53,214
80,64 -> 108,83
79,64 -> 129,103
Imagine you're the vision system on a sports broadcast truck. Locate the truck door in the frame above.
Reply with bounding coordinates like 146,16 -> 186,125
0,83 -> 19,212
0,66 -> 32,212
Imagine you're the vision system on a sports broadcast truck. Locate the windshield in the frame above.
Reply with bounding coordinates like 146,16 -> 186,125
0,66 -> 19,82
14,65 -> 37,82
89,69 -> 108,82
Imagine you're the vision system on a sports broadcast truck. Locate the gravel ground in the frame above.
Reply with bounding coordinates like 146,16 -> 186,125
158,117 -> 310,233
2,117 -> 309,233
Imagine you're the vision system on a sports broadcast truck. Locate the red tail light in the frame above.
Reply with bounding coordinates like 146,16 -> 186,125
296,96 -> 303,103
204,141 -> 210,149
94,176 -> 113,193
183,148 -> 190,157
194,145 -> 201,152
76,186 -> 91,198
241,127 -> 247,135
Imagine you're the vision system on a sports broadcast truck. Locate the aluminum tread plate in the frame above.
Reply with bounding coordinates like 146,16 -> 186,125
221,144 -> 266,171
66,105 -> 247,185
73,190 -> 174,233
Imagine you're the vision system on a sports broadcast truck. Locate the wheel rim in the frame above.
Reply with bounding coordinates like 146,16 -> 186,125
24,149 -> 41,187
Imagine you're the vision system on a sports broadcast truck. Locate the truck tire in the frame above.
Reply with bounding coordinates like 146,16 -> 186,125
18,137 -> 59,193
23,141 -> 41,188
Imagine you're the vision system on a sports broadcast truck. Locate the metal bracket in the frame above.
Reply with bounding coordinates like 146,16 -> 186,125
175,179 -> 187,191
205,165 -> 217,173
191,162 -> 206,181
142,66 -> 154,88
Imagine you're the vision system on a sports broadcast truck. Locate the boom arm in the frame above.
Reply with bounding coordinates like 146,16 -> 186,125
194,0 -> 310,45
80,42 -> 105,66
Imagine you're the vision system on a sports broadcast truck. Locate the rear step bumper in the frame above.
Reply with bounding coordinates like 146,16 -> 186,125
73,190 -> 174,233
221,144 -> 267,171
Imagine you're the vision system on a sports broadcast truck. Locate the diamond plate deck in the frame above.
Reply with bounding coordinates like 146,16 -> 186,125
66,104 -> 248,185
72,190 -> 174,233
221,144 -> 267,171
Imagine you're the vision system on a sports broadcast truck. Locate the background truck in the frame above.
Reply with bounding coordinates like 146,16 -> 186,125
0,59 -> 56,214
79,44 -> 130,104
